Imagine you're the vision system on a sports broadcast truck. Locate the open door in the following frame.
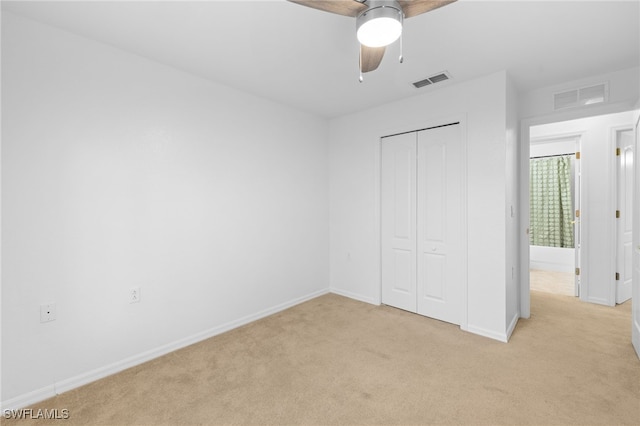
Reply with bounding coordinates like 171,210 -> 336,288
632,111 -> 640,359
574,142 -> 582,296
616,129 -> 634,304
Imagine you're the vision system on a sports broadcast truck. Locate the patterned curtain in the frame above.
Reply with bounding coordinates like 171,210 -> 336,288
530,155 -> 574,248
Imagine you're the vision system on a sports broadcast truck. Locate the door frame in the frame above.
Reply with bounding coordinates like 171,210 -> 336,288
574,135 -> 582,297
519,104 -> 637,318
632,108 -> 640,359
375,114 -> 468,331
528,133 -> 582,296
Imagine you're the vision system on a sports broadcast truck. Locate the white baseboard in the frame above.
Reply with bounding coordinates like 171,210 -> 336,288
466,324 -> 509,343
506,312 -> 520,341
616,281 -> 632,304
633,321 -> 640,361
0,385 -> 56,413
583,296 -> 614,307
331,288 -> 516,343
529,261 -> 574,273
330,287 -> 378,305
529,246 -> 574,273
1,288 -> 329,411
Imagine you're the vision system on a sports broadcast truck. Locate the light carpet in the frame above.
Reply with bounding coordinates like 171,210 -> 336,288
530,269 -> 575,297
5,291 -> 639,425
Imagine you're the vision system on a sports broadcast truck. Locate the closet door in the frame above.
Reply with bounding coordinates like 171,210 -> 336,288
381,133 -> 417,312
416,124 -> 463,325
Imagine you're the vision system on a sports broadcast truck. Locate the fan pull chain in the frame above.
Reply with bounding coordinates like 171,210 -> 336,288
399,32 -> 404,64
359,47 -> 364,82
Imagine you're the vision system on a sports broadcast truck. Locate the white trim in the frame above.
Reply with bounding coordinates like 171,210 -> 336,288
0,386 -> 56,413
584,297 -> 613,307
632,108 -> 640,360
374,129 -> 382,307
530,134 -> 582,145
520,120 -> 531,318
0,288 -> 329,411
574,135 -> 582,297
607,126 -> 619,305
529,260 -> 574,273
506,311 -> 520,341
329,288 -> 378,306
465,324 -> 509,343
633,315 -> 640,360
459,117 -> 469,333
578,129 -> 590,304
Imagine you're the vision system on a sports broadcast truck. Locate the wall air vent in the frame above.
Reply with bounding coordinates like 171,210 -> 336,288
553,82 -> 608,110
412,71 -> 452,89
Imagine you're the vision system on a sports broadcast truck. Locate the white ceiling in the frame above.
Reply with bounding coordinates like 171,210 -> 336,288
3,0 -> 639,118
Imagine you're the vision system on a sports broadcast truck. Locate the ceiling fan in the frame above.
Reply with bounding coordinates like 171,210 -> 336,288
287,0 -> 457,80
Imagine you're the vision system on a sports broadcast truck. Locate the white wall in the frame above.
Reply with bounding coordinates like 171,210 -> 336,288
520,67 -> 640,120
529,246 -> 574,273
1,12 -> 329,407
329,71 -> 514,342
505,75 -> 520,337
518,67 -> 640,317
530,111 -> 635,305
530,139 -> 576,158
632,100 -> 640,358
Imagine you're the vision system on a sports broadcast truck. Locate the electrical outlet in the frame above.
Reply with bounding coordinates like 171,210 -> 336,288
40,303 -> 57,323
129,287 -> 141,304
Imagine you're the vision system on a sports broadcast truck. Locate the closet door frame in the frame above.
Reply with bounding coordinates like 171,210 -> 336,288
375,114 -> 469,332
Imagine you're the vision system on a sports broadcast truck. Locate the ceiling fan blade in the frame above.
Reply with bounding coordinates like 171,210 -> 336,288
398,0 -> 457,19
361,45 -> 386,73
287,0 -> 367,18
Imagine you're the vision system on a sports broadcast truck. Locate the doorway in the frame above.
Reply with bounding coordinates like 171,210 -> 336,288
522,111 -> 635,311
528,133 -> 580,298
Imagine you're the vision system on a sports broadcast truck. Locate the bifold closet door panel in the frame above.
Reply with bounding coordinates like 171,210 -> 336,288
416,124 -> 463,325
381,132 -> 417,312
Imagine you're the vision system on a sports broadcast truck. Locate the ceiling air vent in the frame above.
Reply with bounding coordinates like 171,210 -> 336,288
553,82 -> 608,110
412,71 -> 452,89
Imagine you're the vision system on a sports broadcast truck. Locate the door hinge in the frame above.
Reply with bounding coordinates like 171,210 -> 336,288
575,209 -> 580,218
616,210 -> 620,218
615,272 -> 620,281
575,267 -> 580,276
616,147 -> 621,156
575,151 -> 581,159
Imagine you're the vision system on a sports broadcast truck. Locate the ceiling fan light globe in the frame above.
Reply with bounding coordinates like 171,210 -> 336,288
356,1 -> 403,48
357,17 -> 402,47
